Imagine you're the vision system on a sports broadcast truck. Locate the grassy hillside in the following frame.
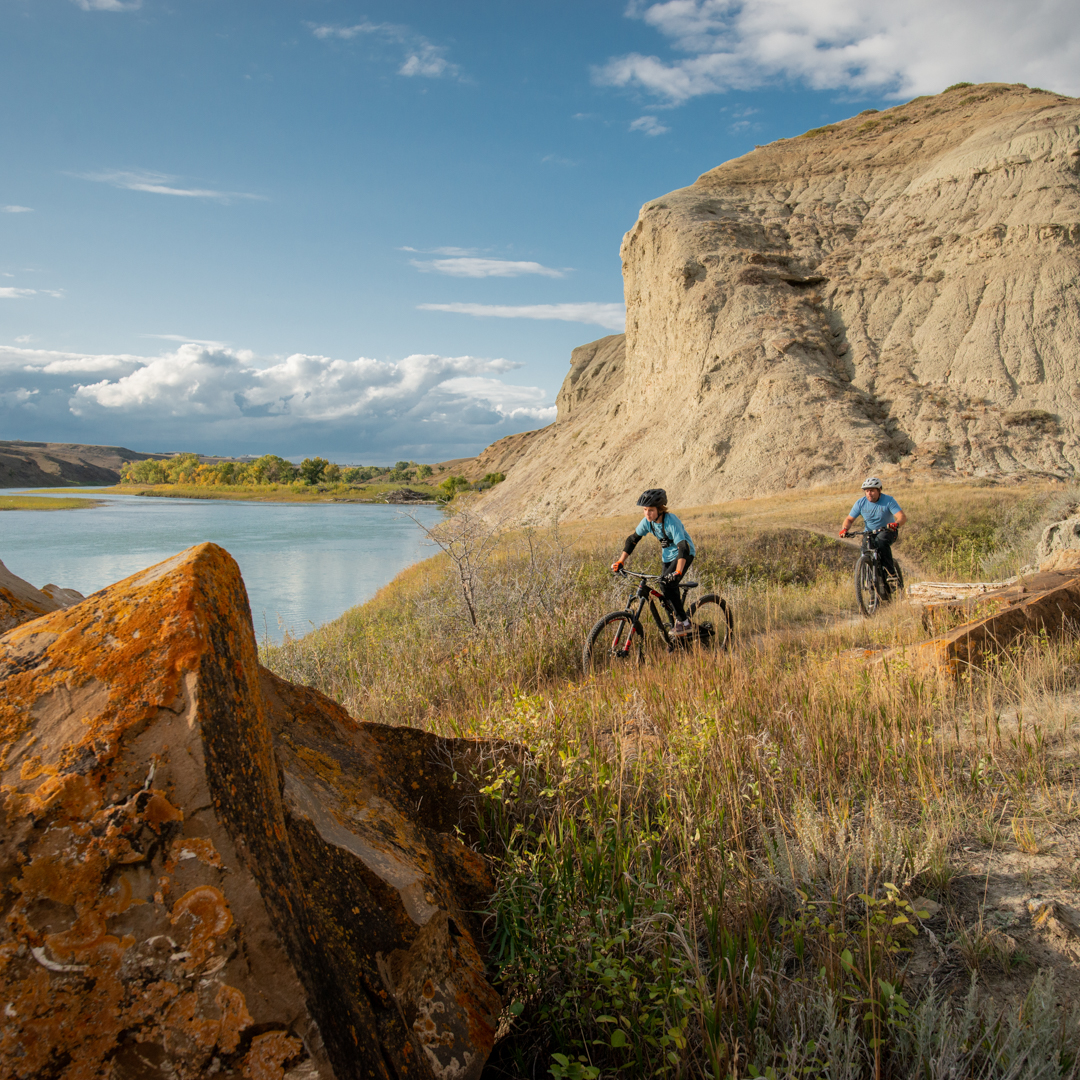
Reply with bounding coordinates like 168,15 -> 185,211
262,482 -> 1080,1080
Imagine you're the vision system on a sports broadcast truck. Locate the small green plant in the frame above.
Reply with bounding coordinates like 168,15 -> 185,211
944,81 -> 974,92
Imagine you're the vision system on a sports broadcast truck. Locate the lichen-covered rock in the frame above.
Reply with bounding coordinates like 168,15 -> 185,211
0,557 -> 82,632
0,543 -> 502,1080
482,83 -> 1080,519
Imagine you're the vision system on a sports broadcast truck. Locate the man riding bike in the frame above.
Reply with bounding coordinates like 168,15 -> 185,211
611,488 -> 696,636
839,477 -> 907,596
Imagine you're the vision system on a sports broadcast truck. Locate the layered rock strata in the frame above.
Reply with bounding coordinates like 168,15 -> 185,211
0,543 -> 502,1080
483,83 -> 1080,519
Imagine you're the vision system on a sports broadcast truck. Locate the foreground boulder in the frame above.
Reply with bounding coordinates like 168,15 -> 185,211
0,557 -> 84,632
0,543 -> 502,1080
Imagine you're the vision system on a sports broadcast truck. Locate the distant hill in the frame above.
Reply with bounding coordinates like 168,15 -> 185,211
0,441 -> 164,488
480,83 -> 1080,520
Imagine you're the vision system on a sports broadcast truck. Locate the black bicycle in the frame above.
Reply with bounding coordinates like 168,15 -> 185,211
848,528 -> 905,617
582,568 -> 733,673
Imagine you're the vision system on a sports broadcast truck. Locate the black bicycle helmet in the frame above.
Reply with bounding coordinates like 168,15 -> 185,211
636,488 -> 667,508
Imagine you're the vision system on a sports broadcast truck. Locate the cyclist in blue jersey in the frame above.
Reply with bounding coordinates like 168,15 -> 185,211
839,477 -> 907,594
611,488 -> 697,636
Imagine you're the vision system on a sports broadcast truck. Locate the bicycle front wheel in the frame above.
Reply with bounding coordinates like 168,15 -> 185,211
583,612 -> 645,674
687,594 -> 733,652
855,555 -> 880,617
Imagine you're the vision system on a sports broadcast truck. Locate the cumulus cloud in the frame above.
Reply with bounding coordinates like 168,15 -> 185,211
410,257 -> 566,278
309,21 -> 463,80
595,0 -> 1080,101
418,302 -> 626,331
71,0 -> 141,9
630,115 -> 670,136
79,170 -> 263,202
2,206 -> 33,213
0,342 -> 554,458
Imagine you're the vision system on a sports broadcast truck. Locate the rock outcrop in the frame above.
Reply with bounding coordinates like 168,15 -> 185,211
482,83 -> 1080,519
0,558 -> 84,632
0,544 -> 503,1080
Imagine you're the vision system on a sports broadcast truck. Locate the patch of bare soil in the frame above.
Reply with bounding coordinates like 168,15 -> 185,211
907,691 -> 1080,1011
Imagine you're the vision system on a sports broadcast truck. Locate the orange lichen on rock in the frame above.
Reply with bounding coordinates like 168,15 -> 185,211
0,542 -> 508,1080
242,1031 -> 303,1080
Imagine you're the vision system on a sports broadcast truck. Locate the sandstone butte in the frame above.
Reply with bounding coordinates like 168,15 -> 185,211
473,83 -> 1080,520
0,543 -> 505,1080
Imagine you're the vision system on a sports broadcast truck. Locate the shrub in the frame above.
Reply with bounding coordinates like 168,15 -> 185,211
299,457 -> 329,485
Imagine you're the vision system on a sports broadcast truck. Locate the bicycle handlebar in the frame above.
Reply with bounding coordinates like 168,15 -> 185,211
843,527 -> 895,537
613,567 -> 664,581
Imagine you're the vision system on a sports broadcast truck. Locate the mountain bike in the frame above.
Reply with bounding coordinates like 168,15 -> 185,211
848,528 -> 905,617
582,568 -> 733,673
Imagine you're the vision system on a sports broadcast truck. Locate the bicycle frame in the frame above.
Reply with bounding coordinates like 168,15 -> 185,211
619,570 -> 678,638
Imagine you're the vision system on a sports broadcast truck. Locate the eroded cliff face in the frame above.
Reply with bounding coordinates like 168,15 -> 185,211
0,544 -> 502,1080
483,83 -> 1080,519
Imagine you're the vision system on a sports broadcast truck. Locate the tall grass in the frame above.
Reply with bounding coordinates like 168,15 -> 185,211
261,487 -> 1080,1079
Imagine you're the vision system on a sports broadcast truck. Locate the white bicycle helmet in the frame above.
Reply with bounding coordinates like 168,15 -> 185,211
861,476 -> 882,490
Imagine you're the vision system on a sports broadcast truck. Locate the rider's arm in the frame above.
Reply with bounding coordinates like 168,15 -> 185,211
839,514 -> 856,537
673,539 -> 690,576
893,509 -> 907,528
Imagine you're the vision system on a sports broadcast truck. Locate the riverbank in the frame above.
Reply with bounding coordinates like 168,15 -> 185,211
0,494 -> 104,510
99,481 -> 442,503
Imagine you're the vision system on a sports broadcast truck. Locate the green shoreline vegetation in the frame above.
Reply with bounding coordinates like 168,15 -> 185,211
115,452 -> 504,503
0,494 -> 103,510
263,482 -> 1080,1080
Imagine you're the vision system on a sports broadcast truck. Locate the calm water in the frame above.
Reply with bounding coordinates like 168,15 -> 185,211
0,490 -> 442,642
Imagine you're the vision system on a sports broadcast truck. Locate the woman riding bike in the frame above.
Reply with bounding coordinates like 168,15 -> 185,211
611,488 -> 696,636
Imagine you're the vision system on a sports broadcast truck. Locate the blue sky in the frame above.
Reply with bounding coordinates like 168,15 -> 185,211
2,0 -> 1077,463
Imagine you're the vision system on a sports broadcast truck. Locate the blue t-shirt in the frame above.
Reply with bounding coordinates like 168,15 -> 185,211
849,493 -> 902,531
635,512 -> 695,564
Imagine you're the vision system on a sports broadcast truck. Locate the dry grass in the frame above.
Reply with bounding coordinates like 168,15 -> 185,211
262,483 -> 1080,1079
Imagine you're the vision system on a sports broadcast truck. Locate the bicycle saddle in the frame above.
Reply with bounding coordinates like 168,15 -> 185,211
678,580 -> 699,589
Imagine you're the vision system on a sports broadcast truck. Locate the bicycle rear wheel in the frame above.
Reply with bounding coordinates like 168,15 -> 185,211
583,612 -> 645,674
855,555 -> 880,617
687,594 -> 733,652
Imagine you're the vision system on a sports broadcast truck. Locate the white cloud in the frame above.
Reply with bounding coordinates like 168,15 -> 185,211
418,302 -> 626,331
309,21 -> 463,80
630,115 -> 670,136
596,0 -> 1080,101
144,334 -> 231,349
71,0 -> 141,9
0,288 -> 63,300
400,246 -> 481,256
410,257 -> 566,278
2,206 -> 33,213
0,345 -> 145,375
0,342 -> 555,457
79,170 -> 264,202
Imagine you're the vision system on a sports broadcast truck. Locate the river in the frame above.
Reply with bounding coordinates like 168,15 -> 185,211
0,490 -> 443,642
